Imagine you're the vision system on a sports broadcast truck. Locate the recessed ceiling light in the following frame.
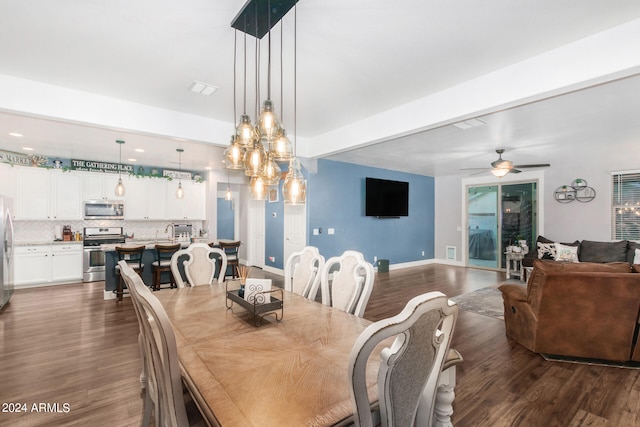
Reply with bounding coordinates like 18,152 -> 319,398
134,148 -> 144,153
189,80 -> 218,96
9,132 -> 23,137
22,147 -> 33,151
128,158 -> 137,162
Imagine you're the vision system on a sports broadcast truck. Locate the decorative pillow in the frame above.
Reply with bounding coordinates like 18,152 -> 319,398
554,242 -> 579,262
634,248 -> 640,264
537,242 -> 556,260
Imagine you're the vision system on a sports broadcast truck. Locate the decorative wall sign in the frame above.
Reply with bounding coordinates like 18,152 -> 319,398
0,150 -> 32,166
163,169 -> 192,180
70,159 -> 134,174
554,178 -> 595,203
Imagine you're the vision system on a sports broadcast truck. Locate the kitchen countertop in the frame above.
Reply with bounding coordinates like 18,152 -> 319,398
100,239 -> 214,252
14,241 -> 83,247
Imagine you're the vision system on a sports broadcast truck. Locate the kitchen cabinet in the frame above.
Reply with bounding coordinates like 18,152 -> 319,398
165,180 -> 206,220
83,173 -> 125,201
14,245 -> 51,286
125,176 -> 167,220
0,162 -> 15,199
14,168 -> 82,220
51,244 -> 83,282
14,244 -> 83,287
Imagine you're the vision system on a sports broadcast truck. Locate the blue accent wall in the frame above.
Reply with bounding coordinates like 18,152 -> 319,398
216,198 -> 235,240
307,159 -> 434,265
262,159 -> 435,269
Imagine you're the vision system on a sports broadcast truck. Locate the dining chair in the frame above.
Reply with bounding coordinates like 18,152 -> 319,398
218,240 -> 241,280
152,243 -> 181,291
320,250 -> 375,317
119,260 -> 189,427
284,246 -> 325,300
170,243 -> 227,287
348,291 -> 459,427
114,245 -> 145,301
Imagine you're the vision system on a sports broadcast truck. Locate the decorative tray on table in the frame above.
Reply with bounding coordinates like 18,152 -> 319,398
225,280 -> 283,327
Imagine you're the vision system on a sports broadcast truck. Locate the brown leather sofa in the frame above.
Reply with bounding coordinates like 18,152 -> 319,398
499,259 -> 640,362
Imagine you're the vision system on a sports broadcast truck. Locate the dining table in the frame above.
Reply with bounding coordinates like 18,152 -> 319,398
154,282 -> 384,427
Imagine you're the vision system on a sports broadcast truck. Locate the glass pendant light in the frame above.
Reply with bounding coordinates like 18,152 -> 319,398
270,26 -> 292,161
225,169 -> 233,201
283,157 -> 306,205
235,29 -> 256,148
114,140 -> 126,196
224,136 -> 245,169
250,175 -> 267,200
283,5 -> 306,205
176,148 -> 184,199
263,153 -> 281,186
244,139 -> 266,177
258,99 -> 282,140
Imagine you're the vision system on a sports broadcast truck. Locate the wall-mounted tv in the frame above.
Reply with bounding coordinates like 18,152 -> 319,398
365,177 -> 409,218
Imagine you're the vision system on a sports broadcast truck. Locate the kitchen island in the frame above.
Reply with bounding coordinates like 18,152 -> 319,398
102,239 -> 214,299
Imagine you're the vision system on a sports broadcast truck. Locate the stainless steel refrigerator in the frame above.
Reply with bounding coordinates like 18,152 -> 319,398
0,196 -> 14,310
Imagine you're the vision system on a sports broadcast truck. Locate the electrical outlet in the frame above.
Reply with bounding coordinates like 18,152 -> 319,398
374,256 -> 377,263
269,256 -> 275,262
421,251 -> 425,256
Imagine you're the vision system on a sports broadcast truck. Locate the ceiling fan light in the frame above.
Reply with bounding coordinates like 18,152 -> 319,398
491,167 -> 510,178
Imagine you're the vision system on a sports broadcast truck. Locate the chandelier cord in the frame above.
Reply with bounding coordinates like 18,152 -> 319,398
293,4 -> 297,157
233,30 -> 237,125
242,17 -> 248,115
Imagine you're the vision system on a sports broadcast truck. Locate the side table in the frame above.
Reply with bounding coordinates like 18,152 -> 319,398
505,252 -> 525,280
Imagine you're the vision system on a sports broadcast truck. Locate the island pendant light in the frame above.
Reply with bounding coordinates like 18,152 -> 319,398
257,3 -> 283,143
175,148 -> 184,199
225,169 -> 233,201
235,27 -> 257,148
225,31 -> 246,169
282,5 -> 306,205
114,140 -> 126,197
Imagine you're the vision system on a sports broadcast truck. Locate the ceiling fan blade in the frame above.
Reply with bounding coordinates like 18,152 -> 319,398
512,163 -> 550,168
511,169 -> 522,173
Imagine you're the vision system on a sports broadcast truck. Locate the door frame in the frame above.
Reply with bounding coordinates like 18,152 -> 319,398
461,170 -> 545,269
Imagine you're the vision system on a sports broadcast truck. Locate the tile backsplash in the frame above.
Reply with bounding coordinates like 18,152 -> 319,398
13,219 -> 206,243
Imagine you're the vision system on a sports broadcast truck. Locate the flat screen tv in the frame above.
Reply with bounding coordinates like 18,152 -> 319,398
365,177 -> 409,217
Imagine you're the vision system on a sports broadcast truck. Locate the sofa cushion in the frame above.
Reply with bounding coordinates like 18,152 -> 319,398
627,241 -> 640,264
579,240 -> 628,263
554,242 -> 579,262
532,259 -> 631,274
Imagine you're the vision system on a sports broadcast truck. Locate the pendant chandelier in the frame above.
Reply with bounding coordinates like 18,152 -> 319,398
114,139 -> 126,196
225,0 -> 304,205
175,148 -> 184,199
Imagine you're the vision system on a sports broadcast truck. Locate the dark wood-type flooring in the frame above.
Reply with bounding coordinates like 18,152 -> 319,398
1,264 -> 639,426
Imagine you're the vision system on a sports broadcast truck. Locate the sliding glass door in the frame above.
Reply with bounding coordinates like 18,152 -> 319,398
467,181 -> 538,269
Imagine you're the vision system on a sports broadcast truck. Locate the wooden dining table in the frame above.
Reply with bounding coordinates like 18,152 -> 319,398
154,282 -> 384,427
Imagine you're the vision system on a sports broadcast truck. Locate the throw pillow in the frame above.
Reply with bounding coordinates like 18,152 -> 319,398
537,242 -> 556,260
555,242 -> 579,262
634,248 -> 640,264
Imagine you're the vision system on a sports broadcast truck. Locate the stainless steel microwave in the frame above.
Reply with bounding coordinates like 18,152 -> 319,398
83,200 -> 125,220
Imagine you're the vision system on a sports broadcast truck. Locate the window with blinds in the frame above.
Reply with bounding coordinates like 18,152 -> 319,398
612,171 -> 640,240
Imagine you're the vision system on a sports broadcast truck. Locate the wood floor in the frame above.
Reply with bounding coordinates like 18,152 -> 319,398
1,264 -> 639,426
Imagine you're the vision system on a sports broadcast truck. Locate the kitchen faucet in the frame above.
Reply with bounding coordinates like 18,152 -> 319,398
164,224 -> 175,243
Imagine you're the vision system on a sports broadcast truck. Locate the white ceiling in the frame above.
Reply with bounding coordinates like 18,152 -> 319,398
0,0 -> 639,175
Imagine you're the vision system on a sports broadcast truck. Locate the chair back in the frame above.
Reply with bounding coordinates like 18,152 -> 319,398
219,241 -> 240,260
116,245 -> 145,270
320,250 -> 374,317
170,243 -> 227,287
348,292 -> 458,427
119,260 -> 189,427
155,243 -> 181,265
284,246 -> 325,300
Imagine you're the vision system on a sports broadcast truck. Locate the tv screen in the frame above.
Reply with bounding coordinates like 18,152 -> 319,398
365,177 -> 409,217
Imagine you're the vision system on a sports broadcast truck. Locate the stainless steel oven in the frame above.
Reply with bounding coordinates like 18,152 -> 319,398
83,227 -> 125,282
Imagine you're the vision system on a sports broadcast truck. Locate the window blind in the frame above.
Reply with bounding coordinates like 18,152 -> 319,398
612,172 -> 640,240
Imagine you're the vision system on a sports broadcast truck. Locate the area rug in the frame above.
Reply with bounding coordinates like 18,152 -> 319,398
450,279 -> 524,320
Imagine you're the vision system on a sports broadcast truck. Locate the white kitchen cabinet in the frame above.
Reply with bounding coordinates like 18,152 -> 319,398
83,172 -> 125,201
50,170 -> 82,220
125,176 -> 167,220
14,245 -> 51,286
14,167 -> 82,220
15,167 -> 50,219
165,180 -> 206,220
14,244 -> 83,287
50,244 -> 83,282
0,162 -> 15,199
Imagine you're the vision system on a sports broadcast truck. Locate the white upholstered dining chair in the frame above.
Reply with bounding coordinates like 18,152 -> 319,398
284,246 -> 325,300
170,243 -> 227,287
320,250 -> 375,317
348,291 -> 459,427
119,260 -> 190,427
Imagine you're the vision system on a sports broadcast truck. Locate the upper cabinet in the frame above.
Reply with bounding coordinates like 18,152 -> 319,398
83,173 -> 125,201
15,168 -> 82,220
124,176 -> 167,220
165,180 -> 206,220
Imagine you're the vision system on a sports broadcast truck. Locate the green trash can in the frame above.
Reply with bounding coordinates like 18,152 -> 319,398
377,259 -> 389,273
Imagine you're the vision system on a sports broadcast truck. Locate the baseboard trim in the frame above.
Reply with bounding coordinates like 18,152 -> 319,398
262,265 -> 284,276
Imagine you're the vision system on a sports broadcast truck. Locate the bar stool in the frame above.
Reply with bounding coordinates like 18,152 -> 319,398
152,243 -> 181,291
114,245 -> 145,301
219,241 -> 241,280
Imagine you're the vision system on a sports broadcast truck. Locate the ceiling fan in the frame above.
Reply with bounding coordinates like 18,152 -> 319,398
461,149 -> 550,177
